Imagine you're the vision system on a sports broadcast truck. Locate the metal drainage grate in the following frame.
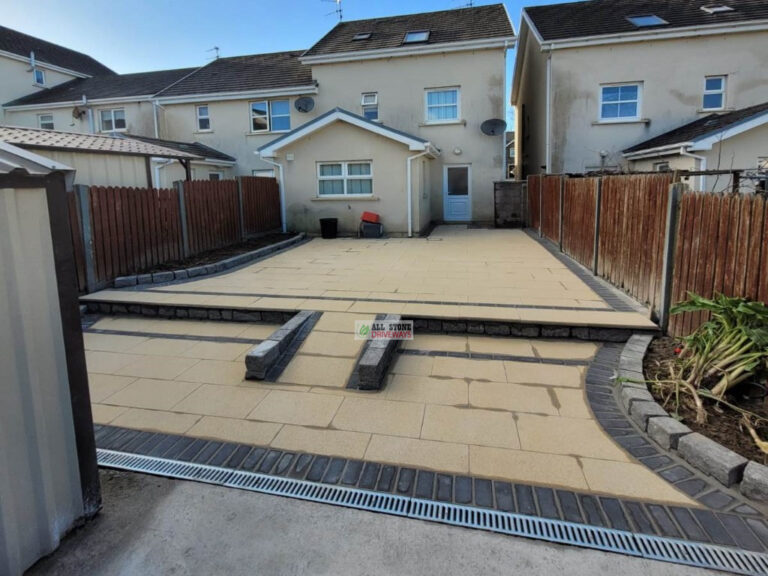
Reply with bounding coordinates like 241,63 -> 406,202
98,449 -> 768,575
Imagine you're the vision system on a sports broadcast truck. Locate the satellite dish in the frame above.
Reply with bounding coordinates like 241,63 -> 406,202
480,118 -> 507,136
294,96 -> 315,113
72,106 -> 87,119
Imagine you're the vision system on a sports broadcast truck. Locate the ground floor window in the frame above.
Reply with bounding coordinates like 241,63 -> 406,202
318,161 -> 372,196
252,169 -> 275,178
209,172 -> 223,181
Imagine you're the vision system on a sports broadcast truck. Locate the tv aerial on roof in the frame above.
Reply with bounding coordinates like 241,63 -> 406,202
480,118 -> 507,136
322,0 -> 342,21
294,97 -> 315,113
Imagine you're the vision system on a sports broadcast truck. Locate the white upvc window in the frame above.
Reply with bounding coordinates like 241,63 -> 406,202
317,161 -> 373,196
425,87 -> 460,123
361,92 -> 378,120
703,76 -> 726,111
38,114 -> 54,130
599,83 -> 642,122
196,105 -> 211,130
252,169 -> 275,178
100,108 -> 126,131
208,171 -> 223,181
33,68 -> 45,85
250,99 -> 290,133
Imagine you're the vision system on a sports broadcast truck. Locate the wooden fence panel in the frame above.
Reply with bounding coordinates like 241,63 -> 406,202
184,179 -> 240,254
540,175 -> 561,243
526,175 -> 541,229
241,176 -> 281,235
561,177 -> 598,269
669,193 -> 768,337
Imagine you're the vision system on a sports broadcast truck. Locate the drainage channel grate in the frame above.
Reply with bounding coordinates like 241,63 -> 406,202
98,449 -> 768,575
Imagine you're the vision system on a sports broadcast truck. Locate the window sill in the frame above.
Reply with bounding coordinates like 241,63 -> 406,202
419,119 -> 466,127
246,130 -> 291,137
311,196 -> 380,202
194,130 -> 214,134
592,118 -> 650,126
33,83 -> 46,88
697,108 -> 731,114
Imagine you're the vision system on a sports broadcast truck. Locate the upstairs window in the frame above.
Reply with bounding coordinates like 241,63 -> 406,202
600,84 -> 641,121
196,105 -> 211,130
33,68 -> 45,85
626,14 -> 668,27
100,108 -> 126,131
425,88 -> 460,123
403,30 -> 430,44
361,92 -> 378,120
38,114 -> 54,130
703,76 -> 726,110
250,100 -> 290,132
353,32 -> 372,40
701,5 -> 734,14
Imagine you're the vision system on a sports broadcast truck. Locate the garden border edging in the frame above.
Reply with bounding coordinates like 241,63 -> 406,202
620,335 -> 768,504
112,233 -> 306,288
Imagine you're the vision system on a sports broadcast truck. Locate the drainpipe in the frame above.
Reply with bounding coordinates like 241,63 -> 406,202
260,156 -> 287,233
153,99 -> 160,138
545,52 -> 552,173
406,148 -> 432,238
680,147 -> 707,191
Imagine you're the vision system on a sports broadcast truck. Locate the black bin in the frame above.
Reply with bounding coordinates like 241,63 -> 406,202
319,217 -> 338,239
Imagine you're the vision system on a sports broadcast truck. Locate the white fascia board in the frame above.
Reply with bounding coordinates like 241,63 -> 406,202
623,144 -> 691,160
0,49 -> 91,78
0,140 -> 75,171
155,85 -> 318,105
192,158 -> 237,167
259,111 -> 428,157
4,94 -> 156,111
299,37 -> 516,65
541,19 -> 768,51
689,113 -> 768,151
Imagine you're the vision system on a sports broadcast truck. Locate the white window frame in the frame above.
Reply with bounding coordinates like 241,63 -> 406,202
702,75 -> 726,111
424,87 -> 461,125
404,30 -> 430,43
317,161 -> 373,197
252,169 -> 275,178
361,92 -> 378,121
38,114 -> 54,130
249,99 -> 290,133
33,68 -> 45,86
99,108 -> 127,132
208,171 -> 223,181
599,83 -> 642,123
196,105 -> 211,131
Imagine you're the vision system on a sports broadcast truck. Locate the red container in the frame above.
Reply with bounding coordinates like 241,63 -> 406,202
361,211 -> 380,223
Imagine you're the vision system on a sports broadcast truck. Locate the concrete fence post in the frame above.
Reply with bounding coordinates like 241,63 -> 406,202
558,176 -> 565,251
75,184 -> 97,293
658,182 -> 684,331
592,177 -> 602,275
236,176 -> 246,240
174,180 -> 190,258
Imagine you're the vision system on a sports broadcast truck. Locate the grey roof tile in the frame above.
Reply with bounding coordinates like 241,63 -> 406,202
303,4 -> 513,57
127,134 -> 236,162
0,25 -> 114,76
525,0 -> 768,43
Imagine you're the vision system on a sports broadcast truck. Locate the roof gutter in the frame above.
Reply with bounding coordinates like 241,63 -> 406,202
154,85 -> 318,105
0,49 -> 91,79
4,94 -> 157,111
623,142 -> 694,160
300,37 -> 516,65
679,147 -> 707,191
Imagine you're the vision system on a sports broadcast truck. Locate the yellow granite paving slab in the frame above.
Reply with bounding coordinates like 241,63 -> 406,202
469,446 -> 589,491
271,425 -> 370,459
103,378 -> 200,410
432,356 -> 507,383
127,337 -> 198,357
421,405 -> 520,449
186,416 -> 282,446
365,435 -> 469,474
237,324 -> 280,340
172,384 -> 268,419
298,332 -> 363,358
277,355 -> 355,388
247,390 -> 343,427
181,341 -> 253,361
85,351 -> 136,375
111,408 -> 201,435
83,333 -> 148,353
532,340 -> 599,360
467,336 -> 536,357
403,334 -> 468,352
332,397 -> 425,438
390,354 -> 434,376
468,381 -> 559,415
176,360 -> 245,386
383,374 -> 468,406
503,361 -> 584,388
91,403 -> 128,425
114,354 -> 199,381
87,374 -> 137,403
554,389 -> 594,419
314,312 -> 373,333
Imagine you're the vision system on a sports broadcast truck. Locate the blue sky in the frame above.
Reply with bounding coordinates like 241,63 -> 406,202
2,0 -> 564,124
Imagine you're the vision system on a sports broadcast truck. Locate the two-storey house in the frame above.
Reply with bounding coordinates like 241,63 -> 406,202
0,25 -> 114,122
512,0 -> 768,189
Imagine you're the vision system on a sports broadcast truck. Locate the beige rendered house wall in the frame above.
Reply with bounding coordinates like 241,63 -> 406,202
513,29 -> 548,178
0,185 -> 84,576
546,30 -> 768,174
310,48 -> 507,224
273,120 -> 428,236
159,96 -> 320,176
0,55 -> 80,121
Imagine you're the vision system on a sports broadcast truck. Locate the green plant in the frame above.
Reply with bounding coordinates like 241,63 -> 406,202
669,293 -> 768,423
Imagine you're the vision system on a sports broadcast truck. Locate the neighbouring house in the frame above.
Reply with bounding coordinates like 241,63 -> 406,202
512,0 -> 768,178
0,125 -> 200,188
624,101 -> 768,192
505,131 -> 515,178
3,4 -> 515,234
0,25 -> 114,121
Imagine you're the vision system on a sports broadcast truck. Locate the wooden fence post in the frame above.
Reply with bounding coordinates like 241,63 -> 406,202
538,175 -> 543,237
658,182 -> 683,331
236,176 -> 246,241
174,180 -> 190,258
592,177 -> 602,275
558,176 -> 565,251
75,184 -> 97,293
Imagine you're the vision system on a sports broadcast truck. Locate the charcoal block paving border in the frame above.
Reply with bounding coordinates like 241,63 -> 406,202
586,338 -> 767,517
82,301 -> 296,325
112,233 -> 307,288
